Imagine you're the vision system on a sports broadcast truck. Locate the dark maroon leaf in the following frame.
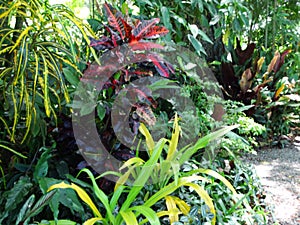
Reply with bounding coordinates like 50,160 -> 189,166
104,25 -> 122,47
235,39 -> 255,65
89,36 -> 114,51
274,49 -> 291,73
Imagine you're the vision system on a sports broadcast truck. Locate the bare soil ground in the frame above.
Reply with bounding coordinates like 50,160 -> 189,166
242,138 -> 300,225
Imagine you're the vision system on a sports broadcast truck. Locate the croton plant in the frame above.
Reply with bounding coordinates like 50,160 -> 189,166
76,3 -> 176,167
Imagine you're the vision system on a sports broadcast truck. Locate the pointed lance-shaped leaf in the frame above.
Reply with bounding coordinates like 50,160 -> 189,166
267,51 -> 280,73
148,54 -> 170,78
103,3 -> 125,40
143,26 -> 169,39
132,18 -> 160,41
119,16 -> 133,40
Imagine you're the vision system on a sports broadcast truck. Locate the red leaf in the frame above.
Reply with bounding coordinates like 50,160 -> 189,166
143,26 -> 169,39
119,16 -> 133,40
132,18 -> 160,41
148,54 -> 170,78
129,42 -> 164,51
103,3 -> 125,40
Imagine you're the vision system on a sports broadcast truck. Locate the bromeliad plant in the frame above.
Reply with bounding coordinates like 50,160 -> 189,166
47,115 -> 252,224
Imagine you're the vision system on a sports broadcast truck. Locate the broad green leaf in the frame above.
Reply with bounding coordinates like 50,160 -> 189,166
34,147 -> 52,181
198,29 -> 213,44
187,34 -> 207,56
97,103 -> 106,120
63,67 -> 80,86
161,6 -> 172,41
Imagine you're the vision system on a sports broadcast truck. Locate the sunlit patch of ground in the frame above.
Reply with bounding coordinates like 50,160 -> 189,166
243,142 -> 300,225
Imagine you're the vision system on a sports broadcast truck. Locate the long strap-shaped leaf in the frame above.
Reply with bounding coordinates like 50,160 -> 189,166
143,175 -> 216,224
115,139 -> 168,224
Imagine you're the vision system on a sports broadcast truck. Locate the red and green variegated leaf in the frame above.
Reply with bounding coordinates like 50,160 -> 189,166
134,103 -> 156,126
143,26 -> 169,39
103,3 -> 125,39
129,42 -> 164,51
104,25 -> 121,47
89,36 -> 114,51
132,18 -> 160,41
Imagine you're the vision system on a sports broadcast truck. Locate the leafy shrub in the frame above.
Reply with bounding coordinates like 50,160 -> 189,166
47,117 -> 241,224
0,0 -> 95,147
220,100 -> 266,156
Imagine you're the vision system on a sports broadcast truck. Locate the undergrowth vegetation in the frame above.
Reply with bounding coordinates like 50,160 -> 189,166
0,0 -> 299,224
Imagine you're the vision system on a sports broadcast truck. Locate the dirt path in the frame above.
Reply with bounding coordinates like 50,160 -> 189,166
243,139 -> 300,225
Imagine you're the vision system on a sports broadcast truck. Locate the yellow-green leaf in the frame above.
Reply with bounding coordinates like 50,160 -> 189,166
120,210 -> 138,225
165,196 -> 181,223
83,217 -> 103,225
9,27 -> 34,53
172,196 -> 190,215
256,57 -> 265,74
167,114 -> 180,160
275,84 -> 285,99
185,182 -> 216,224
139,123 -> 155,155
119,157 -> 145,170
47,182 -> 102,218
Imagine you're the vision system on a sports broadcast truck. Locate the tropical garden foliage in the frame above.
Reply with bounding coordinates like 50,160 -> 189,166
0,0 -> 299,224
